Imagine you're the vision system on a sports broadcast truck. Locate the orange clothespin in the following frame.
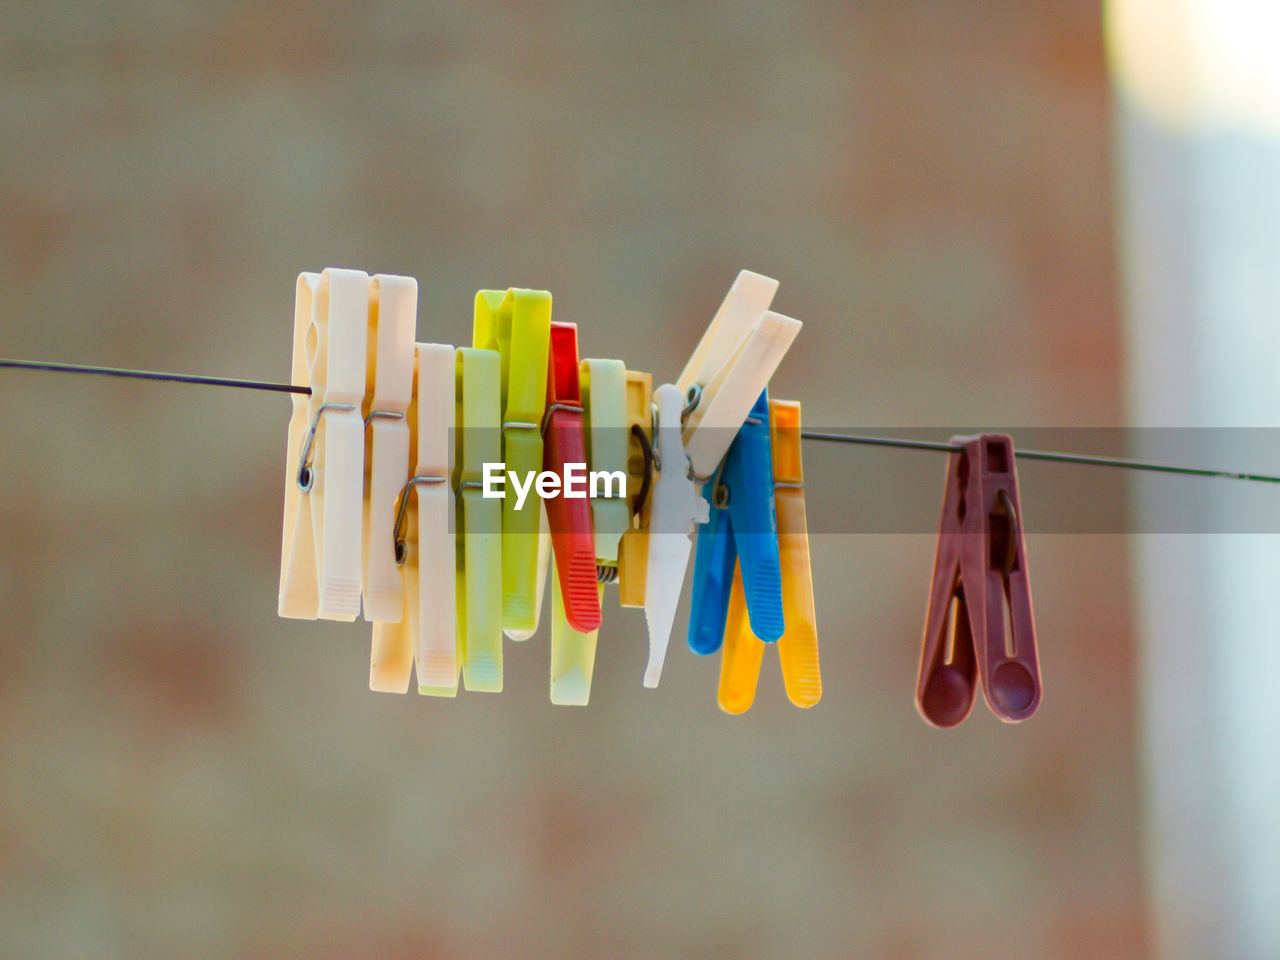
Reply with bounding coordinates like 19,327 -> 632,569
717,399 -> 821,713
916,434 -> 1041,727
541,322 -> 601,633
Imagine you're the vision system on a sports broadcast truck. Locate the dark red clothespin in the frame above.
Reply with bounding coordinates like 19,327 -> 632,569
542,322 -> 602,632
917,434 -> 1041,727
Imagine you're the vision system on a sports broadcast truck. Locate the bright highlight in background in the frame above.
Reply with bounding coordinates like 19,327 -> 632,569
1107,0 -> 1280,135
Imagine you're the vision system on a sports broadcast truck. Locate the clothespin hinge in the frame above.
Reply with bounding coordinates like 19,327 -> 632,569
297,401 -> 357,491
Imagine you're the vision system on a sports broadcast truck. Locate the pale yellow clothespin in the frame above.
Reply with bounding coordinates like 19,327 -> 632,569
361,274 -> 417,622
369,344 -> 457,695
279,268 -> 369,621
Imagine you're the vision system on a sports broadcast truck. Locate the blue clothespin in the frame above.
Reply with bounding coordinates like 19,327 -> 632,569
687,389 -> 785,654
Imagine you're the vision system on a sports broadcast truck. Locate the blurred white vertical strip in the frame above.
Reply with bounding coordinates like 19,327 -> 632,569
1108,2 -> 1280,958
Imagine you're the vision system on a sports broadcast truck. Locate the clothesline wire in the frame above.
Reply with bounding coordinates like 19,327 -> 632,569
4,357 -> 1280,486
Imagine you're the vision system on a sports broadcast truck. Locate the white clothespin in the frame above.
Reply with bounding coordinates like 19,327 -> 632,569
643,383 -> 709,687
676,270 -> 801,481
279,268 -> 369,621
369,343 -> 457,694
361,274 -> 417,622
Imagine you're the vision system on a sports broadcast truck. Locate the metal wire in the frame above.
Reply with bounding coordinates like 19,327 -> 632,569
6,356 -> 1280,486
798,431 -> 1280,485
0,358 -> 311,395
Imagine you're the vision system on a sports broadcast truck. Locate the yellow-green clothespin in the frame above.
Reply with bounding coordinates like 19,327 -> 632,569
549,358 -> 628,705
453,346 -> 504,692
473,289 -> 552,638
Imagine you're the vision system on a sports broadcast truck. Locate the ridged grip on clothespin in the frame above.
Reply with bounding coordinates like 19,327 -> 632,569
543,323 -> 601,633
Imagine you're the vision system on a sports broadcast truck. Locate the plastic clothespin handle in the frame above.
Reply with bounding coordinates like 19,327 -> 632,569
454,347 -> 504,693
917,434 -> 1040,727
473,289 -> 551,634
717,563 -> 764,714
675,271 -> 801,481
688,389 -> 783,656
542,323 -> 601,633
688,480 -> 737,655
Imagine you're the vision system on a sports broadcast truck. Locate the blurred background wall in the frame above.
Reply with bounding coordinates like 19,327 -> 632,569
1110,2 -> 1280,958
0,3 -> 1137,958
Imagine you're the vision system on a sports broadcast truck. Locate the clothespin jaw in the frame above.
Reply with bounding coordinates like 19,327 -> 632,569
688,389 -> 784,656
454,347 -> 504,693
675,270 -> 801,481
279,268 -> 369,622
369,343 -> 457,695
473,289 -> 551,635
542,323 -> 601,633
714,398 -> 821,713
617,370 -> 653,608
643,382 -> 710,687
361,274 -> 417,623
917,434 -> 1040,727
717,564 -> 763,714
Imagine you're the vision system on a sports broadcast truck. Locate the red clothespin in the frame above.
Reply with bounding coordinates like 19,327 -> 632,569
542,322 -> 601,632
917,434 -> 1041,727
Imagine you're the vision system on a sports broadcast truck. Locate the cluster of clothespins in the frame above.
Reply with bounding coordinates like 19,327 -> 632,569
276,266 -> 1043,725
278,268 -> 821,713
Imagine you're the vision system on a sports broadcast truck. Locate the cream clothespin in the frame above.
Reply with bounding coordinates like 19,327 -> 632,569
279,268 -> 369,621
361,274 -> 417,622
548,358 -> 628,705
369,344 -> 457,695
676,270 -> 801,481
642,382 -> 709,687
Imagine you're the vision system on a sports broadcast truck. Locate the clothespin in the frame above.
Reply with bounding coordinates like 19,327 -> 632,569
548,358 -> 627,705
676,270 -> 801,482
369,343 -> 457,695
643,383 -> 710,687
542,322 -> 601,633
717,399 -> 821,713
279,268 -> 369,621
455,347 -> 504,693
687,389 -> 784,656
473,289 -> 551,637
361,274 -> 417,623
616,370 -> 653,609
917,434 -> 1040,727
